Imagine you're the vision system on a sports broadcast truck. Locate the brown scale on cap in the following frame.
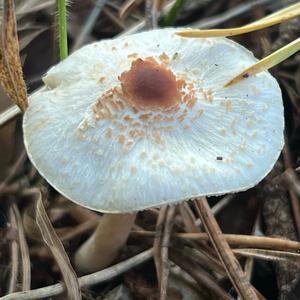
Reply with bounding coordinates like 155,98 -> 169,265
119,58 -> 182,109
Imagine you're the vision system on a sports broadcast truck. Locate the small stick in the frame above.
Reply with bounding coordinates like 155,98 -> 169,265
119,0 -> 143,19
0,177 -> 29,196
102,7 -> 125,30
233,248 -> 300,261
272,168 -> 300,197
159,206 -> 176,300
182,246 -> 226,277
59,219 -> 98,243
282,133 -> 300,239
192,0 -> 271,29
145,0 -> 155,29
0,105 -> 21,128
72,0 -> 107,51
170,264 -> 206,297
12,203 -> 31,291
145,0 -> 165,29
36,196 -> 81,300
179,202 -> 199,232
0,248 -> 153,300
195,194 -> 236,227
153,205 -> 168,283
7,206 -> 19,294
177,2 -> 300,37
195,198 -> 260,300
68,205 -> 100,223
0,151 -> 27,193
237,205 -> 261,300
131,231 -> 300,253
170,248 -> 235,300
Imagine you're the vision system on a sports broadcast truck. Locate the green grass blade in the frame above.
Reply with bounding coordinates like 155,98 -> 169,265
57,0 -> 68,60
225,37 -> 300,87
162,0 -> 185,26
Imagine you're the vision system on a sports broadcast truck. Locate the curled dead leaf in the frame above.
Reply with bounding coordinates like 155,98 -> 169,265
0,0 -> 28,111
35,190 -> 81,300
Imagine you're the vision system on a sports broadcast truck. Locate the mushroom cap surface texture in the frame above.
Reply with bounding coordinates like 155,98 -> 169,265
23,28 -> 284,213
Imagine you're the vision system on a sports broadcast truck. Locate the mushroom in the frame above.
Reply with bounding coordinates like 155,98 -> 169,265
23,28 -> 284,272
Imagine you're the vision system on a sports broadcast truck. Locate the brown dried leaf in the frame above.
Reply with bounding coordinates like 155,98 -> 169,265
35,191 -> 81,300
0,0 -> 28,111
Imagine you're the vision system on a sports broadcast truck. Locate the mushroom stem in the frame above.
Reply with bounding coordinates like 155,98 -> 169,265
74,213 -> 136,273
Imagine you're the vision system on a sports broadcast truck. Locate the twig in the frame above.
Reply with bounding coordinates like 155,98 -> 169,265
0,248 -> 153,300
195,194 -> 235,227
16,1 -> 55,17
170,248 -> 235,300
153,205 -> 168,284
244,205 -> 261,281
0,151 -> 27,194
59,219 -> 98,243
0,177 -> 29,196
0,105 -> 20,128
145,0 -> 155,29
262,176 -> 300,299
102,7 -> 125,30
272,2 -> 300,51
176,229 -> 227,279
36,195 -> 81,300
272,168 -> 300,196
124,0 -> 173,34
12,203 -> 31,291
72,0 -> 107,51
238,206 -> 261,300
159,206 -> 176,300
170,265 -> 207,298
7,206 -> 19,294
179,202 -> 199,232
282,133 -> 300,238
132,231 -> 300,252
211,194 -> 236,215
195,198 -> 260,300
119,0 -> 143,19
192,0 -> 273,29
182,246 -> 226,277
233,248 -> 300,262
145,0 -> 164,29
69,205 -> 100,223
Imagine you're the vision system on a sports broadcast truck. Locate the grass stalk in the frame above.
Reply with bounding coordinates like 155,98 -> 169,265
57,0 -> 68,60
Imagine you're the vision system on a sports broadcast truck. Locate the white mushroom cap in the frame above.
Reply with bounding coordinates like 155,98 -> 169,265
23,28 -> 284,213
